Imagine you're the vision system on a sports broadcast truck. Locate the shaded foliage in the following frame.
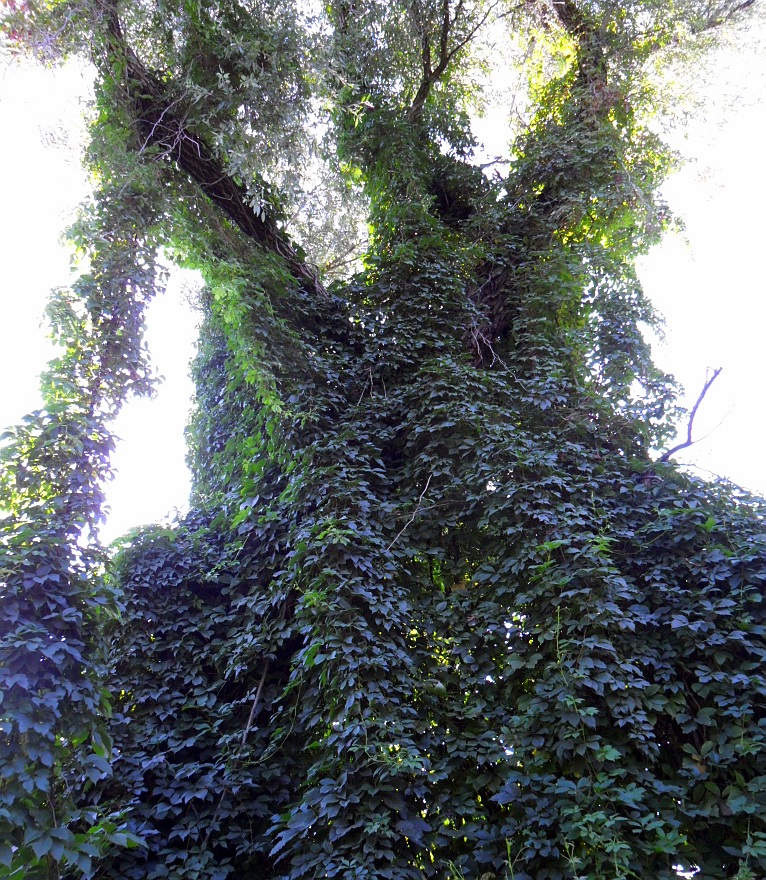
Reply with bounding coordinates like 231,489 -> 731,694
1,0 -> 765,878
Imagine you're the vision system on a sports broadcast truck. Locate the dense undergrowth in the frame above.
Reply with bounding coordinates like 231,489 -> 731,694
1,1 -> 765,878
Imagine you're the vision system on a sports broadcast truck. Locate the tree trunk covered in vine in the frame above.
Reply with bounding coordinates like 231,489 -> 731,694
1,1 -> 765,879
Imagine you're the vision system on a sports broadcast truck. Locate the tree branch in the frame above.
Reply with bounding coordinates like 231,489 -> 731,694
97,5 -> 326,298
659,367 -> 723,462
407,0 -> 507,121
387,474 -> 432,551
203,660 -> 271,850
692,0 -> 756,32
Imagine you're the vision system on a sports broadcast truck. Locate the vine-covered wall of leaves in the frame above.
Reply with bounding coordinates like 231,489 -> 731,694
1,1 -> 764,878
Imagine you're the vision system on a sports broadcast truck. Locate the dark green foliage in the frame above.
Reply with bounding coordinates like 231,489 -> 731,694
2,0 -> 764,878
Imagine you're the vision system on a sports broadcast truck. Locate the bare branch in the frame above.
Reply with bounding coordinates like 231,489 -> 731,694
477,157 -> 512,169
442,0 -> 502,70
659,367 -> 723,462
241,661 -> 271,748
387,475 -> 433,551
203,660 -> 271,850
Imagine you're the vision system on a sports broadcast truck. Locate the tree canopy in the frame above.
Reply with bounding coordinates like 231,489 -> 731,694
1,1 -> 765,878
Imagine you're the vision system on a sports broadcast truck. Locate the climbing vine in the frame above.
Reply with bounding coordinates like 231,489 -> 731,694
2,1 -> 765,878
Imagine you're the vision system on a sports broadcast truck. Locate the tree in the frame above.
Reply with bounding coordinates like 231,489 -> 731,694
1,1 -> 765,878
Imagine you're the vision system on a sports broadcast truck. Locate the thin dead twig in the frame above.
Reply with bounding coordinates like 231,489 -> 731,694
387,475 -> 433,552
659,367 -> 722,462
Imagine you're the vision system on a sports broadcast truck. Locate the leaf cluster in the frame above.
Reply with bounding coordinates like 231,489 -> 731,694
2,1 -> 764,879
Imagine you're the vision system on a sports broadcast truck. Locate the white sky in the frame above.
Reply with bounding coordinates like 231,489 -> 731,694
639,101 -> 766,496
1,27 -> 765,544
636,22 -> 766,497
